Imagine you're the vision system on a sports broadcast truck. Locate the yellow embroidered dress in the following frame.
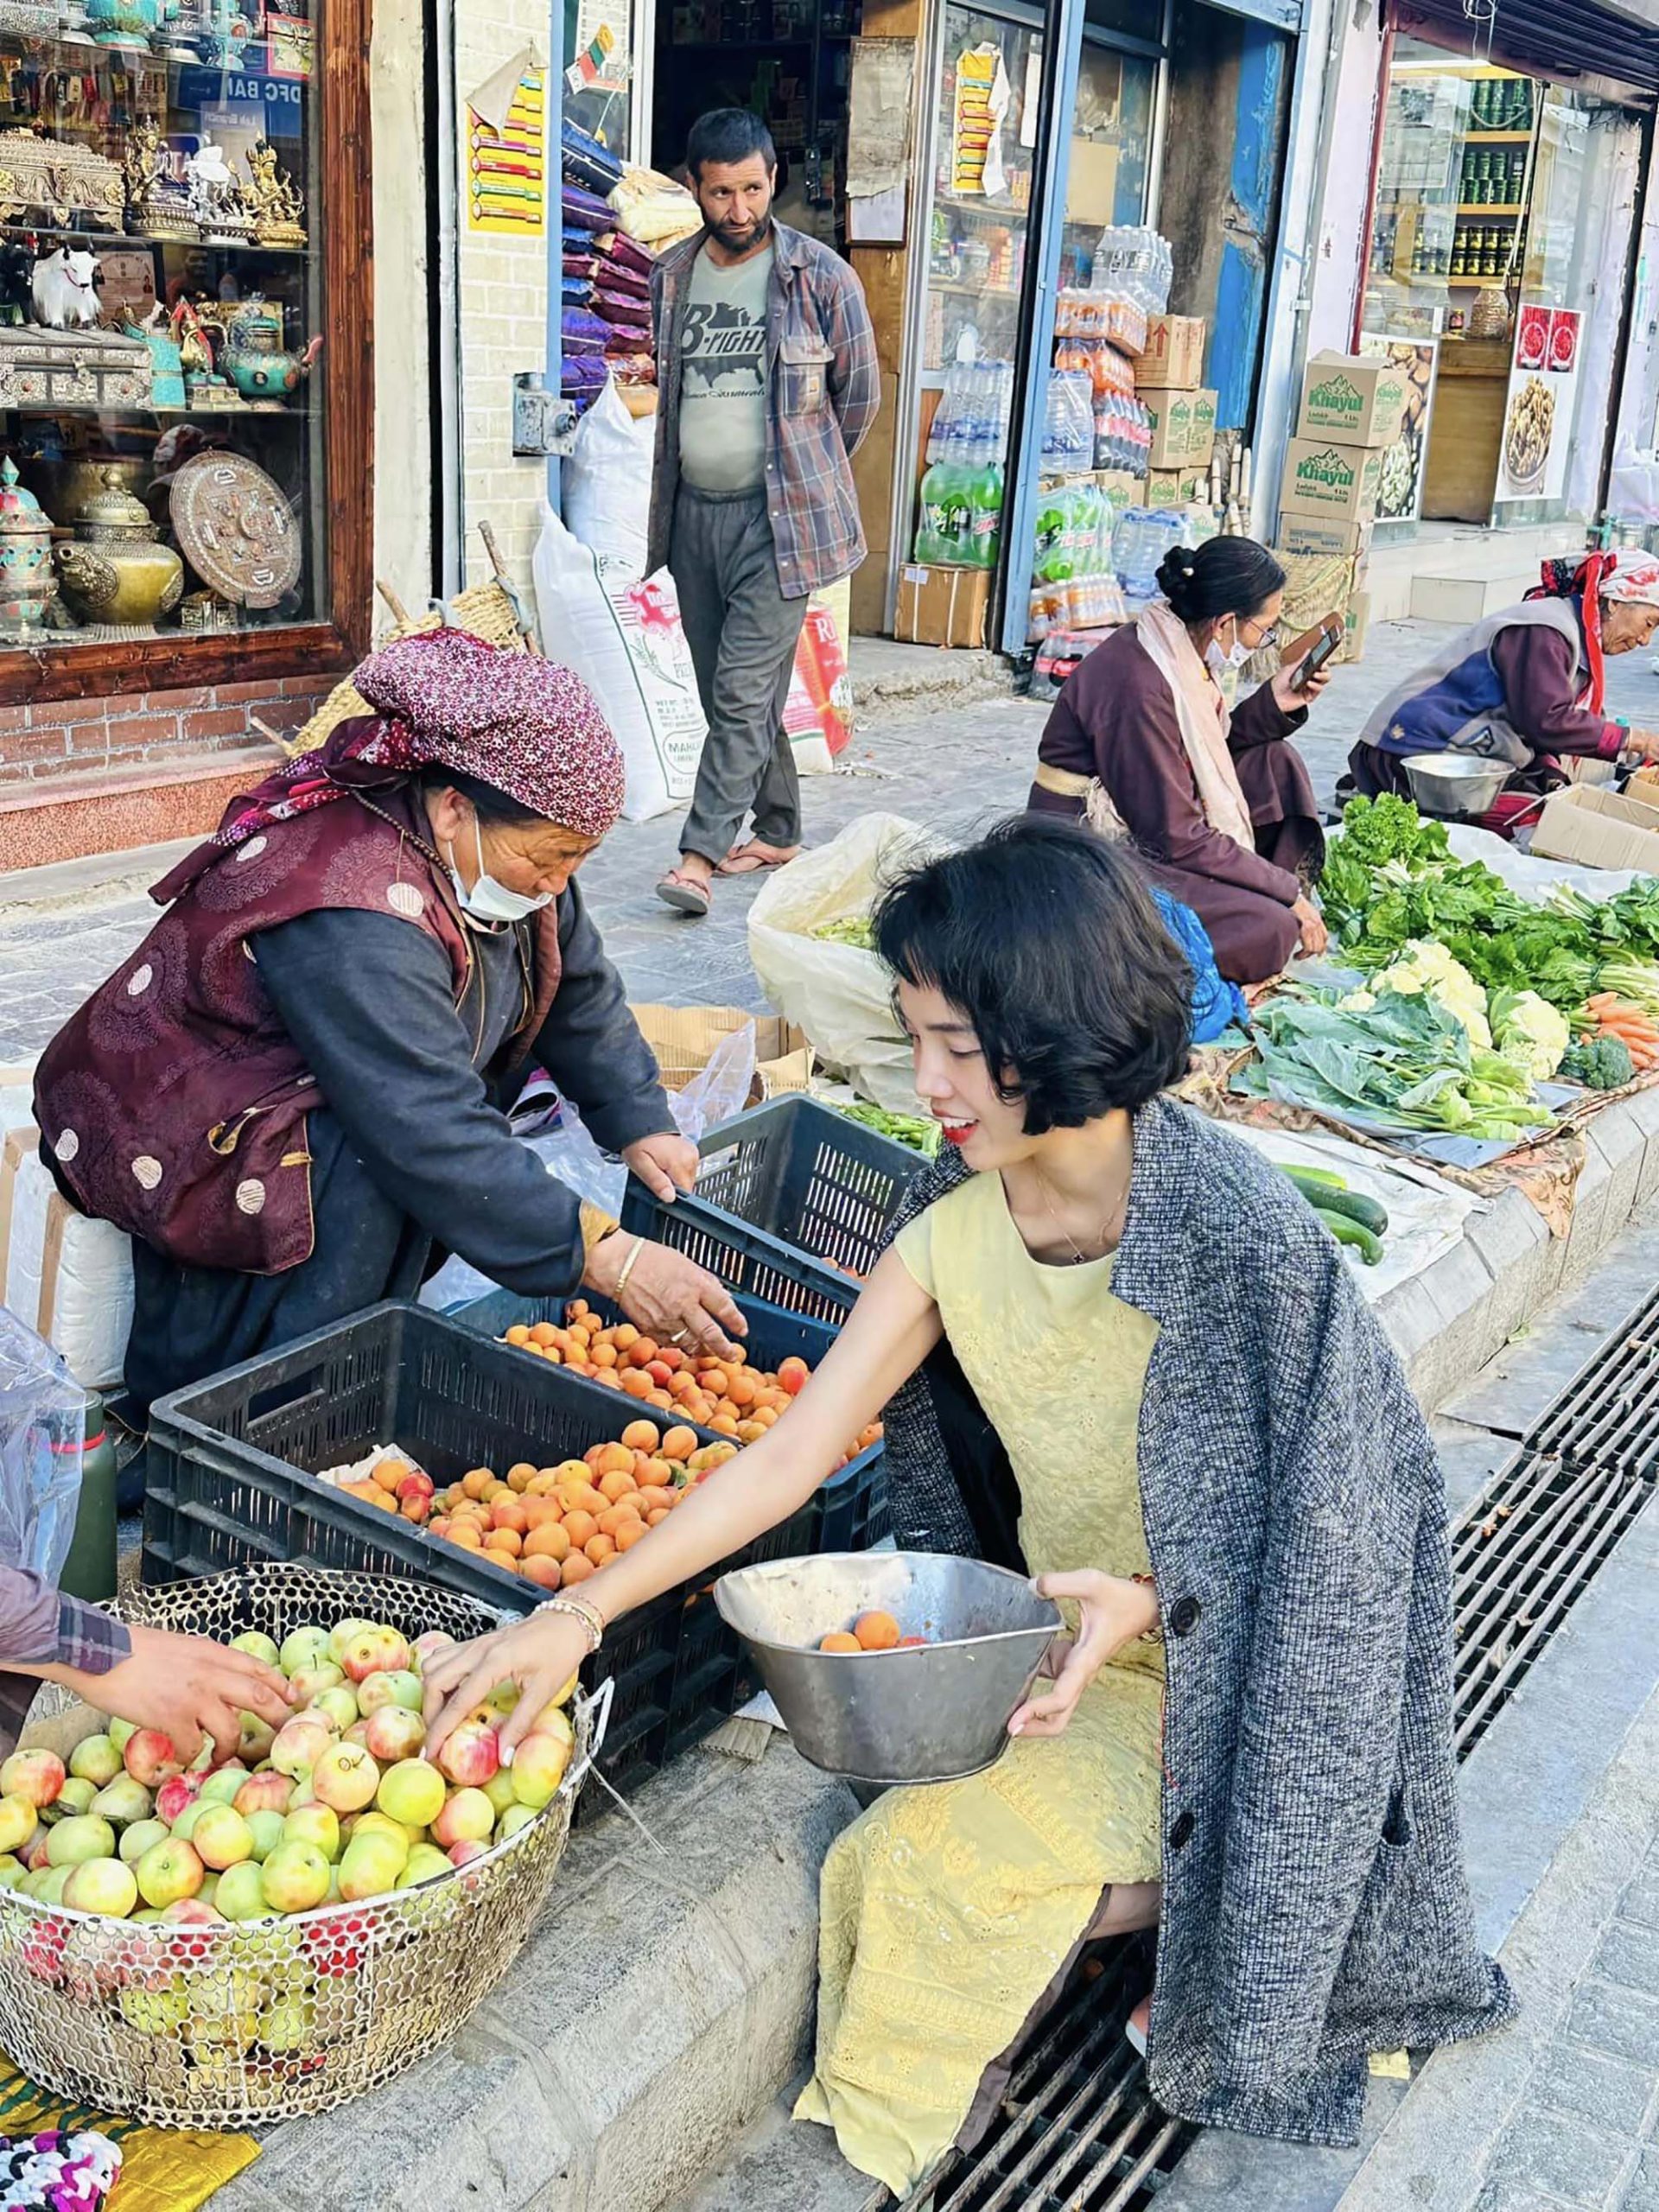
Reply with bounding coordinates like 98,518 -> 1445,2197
795,1172 -> 1165,2196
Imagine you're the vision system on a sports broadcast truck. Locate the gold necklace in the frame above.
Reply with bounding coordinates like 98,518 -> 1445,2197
1033,1165 -> 1128,1265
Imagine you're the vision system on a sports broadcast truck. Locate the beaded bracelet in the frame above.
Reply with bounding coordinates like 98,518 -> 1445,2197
537,1593 -> 605,1654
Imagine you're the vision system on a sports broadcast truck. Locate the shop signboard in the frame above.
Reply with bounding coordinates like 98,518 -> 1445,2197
1358,336 -> 1438,525
1495,307 -> 1582,508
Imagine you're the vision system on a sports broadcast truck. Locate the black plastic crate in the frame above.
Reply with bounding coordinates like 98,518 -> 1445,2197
619,1096 -> 925,1319
143,1301 -> 821,1813
448,1285 -> 890,1554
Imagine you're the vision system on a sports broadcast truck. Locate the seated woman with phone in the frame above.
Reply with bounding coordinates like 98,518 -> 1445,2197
1028,536 -> 1337,986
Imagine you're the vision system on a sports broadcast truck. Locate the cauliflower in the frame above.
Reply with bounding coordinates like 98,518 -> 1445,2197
1488,988 -> 1569,1080
1338,988 -> 1376,1014
1366,942 -> 1492,1049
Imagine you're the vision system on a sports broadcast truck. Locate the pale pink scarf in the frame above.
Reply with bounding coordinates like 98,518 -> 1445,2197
1131,599 -> 1257,852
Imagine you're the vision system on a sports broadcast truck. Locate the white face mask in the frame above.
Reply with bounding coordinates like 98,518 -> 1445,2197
445,816 -> 553,925
1205,620 -> 1252,677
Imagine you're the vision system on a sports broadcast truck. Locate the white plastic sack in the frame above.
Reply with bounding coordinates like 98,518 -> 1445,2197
563,378 -> 654,576
747,813 -> 943,1115
533,505 -> 707,823
2,1122 -> 134,1392
1446,823 -> 1649,901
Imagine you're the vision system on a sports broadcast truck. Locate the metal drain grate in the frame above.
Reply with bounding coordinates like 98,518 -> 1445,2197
892,1299 -> 1659,2211
894,1934 -> 1191,2212
1525,1289 -> 1659,1477
1450,1449 -> 1650,1758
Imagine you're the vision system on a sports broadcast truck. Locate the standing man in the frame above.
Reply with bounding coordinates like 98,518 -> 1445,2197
649,109 -> 879,917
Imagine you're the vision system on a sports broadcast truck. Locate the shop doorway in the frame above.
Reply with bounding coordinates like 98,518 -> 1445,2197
647,0 -> 864,243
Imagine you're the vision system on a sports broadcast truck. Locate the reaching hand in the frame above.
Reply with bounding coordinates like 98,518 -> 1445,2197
54,1622 -> 296,1764
623,1132 -> 700,1204
585,1232 -> 747,1361
1292,896 -> 1329,957
1008,1571 -> 1159,1738
423,1608 -> 592,1763
1621,728 -> 1659,764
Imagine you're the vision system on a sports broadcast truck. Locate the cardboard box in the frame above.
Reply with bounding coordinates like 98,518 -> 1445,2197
1135,315 -> 1206,389
1066,139 -> 1120,227
1336,589 -> 1370,665
1531,785 -> 1659,872
1277,513 -> 1375,562
1145,389 -> 1217,469
628,1004 -> 811,1102
1145,465 -> 1205,507
895,563 -> 990,650
1298,351 -> 1408,448
1628,766 -> 1659,805
1280,439 -> 1384,529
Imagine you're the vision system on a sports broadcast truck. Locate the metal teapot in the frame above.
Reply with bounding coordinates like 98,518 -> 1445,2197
218,295 -> 321,402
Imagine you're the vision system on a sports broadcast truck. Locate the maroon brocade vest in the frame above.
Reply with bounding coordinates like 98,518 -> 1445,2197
33,785 -> 563,1276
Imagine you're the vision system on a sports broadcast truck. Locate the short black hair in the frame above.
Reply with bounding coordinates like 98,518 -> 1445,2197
416,764 -> 543,827
1156,534 -> 1285,626
685,108 -> 776,181
873,817 -> 1192,1128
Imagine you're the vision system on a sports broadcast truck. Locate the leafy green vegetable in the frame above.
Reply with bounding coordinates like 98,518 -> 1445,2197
1559,1036 -> 1634,1090
1240,988 -> 1552,1144
830,1100 -> 942,1157
812,916 -> 876,950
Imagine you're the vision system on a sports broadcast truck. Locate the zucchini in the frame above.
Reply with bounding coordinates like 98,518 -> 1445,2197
1283,1166 -> 1388,1236
1283,1164 -> 1347,1192
1316,1208 -> 1384,1266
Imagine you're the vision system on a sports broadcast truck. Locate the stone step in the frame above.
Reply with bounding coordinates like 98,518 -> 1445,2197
1407,569 -> 1545,625
0,742 -> 281,870
662,2088 -> 884,2212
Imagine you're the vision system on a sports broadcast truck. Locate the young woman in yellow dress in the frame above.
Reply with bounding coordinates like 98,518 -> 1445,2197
425,819 -> 1512,2195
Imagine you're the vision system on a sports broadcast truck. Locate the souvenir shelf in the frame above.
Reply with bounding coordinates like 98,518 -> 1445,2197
0,0 -> 369,701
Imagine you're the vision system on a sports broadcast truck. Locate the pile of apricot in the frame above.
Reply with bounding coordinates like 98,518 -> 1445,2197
817,1611 -> 931,1653
501,1301 -> 883,1469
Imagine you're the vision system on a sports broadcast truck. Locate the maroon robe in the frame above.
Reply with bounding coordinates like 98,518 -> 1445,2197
1028,626 -> 1325,985
33,774 -> 564,1280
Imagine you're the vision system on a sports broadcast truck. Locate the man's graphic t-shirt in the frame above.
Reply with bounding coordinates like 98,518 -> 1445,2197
677,240 -> 772,493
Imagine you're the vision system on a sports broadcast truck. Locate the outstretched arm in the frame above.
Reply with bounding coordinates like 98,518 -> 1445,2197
424,1248 -> 944,1753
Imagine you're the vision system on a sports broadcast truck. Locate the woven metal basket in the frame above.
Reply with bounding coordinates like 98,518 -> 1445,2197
0,1564 -> 601,2129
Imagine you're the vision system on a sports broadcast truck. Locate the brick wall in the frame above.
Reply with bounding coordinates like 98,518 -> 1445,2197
454,0 -> 556,595
0,676 -> 334,785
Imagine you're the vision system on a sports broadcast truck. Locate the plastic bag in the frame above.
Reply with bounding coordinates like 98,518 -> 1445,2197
421,1029 -> 759,1313
747,814 -> 942,1115
785,586 -> 854,776
533,505 -> 707,822
563,378 -> 654,576
1149,888 -> 1247,1043
0,1308 -> 85,1583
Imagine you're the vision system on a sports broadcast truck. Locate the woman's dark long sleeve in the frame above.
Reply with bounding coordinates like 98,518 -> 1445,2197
533,881 -> 676,1155
1227,679 -> 1308,754
1491,625 -> 1621,758
253,909 -> 590,1295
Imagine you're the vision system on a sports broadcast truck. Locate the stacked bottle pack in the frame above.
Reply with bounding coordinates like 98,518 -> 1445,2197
913,361 -> 1014,570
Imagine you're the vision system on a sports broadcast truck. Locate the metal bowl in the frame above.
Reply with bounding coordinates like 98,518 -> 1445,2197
1401,753 -> 1513,818
715,1551 -> 1062,1786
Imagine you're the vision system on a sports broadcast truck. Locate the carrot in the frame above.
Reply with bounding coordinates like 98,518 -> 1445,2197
1586,992 -> 1624,1010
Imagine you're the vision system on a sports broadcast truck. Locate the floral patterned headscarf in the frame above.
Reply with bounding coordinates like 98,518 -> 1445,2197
216,628 -> 626,849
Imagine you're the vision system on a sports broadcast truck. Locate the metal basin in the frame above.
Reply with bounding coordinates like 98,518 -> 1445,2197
715,1551 -> 1062,1786
1402,752 -> 1513,818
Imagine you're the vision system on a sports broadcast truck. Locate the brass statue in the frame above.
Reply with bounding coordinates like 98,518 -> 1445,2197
123,115 -> 198,240
242,138 -> 306,249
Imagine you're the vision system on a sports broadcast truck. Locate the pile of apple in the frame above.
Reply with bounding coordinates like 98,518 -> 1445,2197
0,1618 -> 575,1930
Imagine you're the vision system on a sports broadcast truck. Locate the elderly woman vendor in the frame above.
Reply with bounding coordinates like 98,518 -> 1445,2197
1348,549 -> 1659,821
33,629 -> 742,1414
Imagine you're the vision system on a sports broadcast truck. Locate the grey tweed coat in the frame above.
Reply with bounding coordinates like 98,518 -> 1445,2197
880,1094 -> 1516,2148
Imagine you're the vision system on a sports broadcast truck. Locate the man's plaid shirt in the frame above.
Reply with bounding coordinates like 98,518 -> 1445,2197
646,219 -> 880,599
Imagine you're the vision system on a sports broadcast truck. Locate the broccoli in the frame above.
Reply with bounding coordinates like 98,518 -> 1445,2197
1559,1036 -> 1635,1091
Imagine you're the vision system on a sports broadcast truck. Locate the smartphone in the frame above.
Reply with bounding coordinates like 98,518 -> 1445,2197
1290,624 -> 1343,691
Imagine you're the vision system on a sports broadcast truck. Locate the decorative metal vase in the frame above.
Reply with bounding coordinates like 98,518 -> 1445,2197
0,454 -> 56,626
84,0 -> 156,48
54,467 -> 183,629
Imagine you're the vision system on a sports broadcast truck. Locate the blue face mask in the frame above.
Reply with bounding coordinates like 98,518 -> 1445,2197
446,817 -> 552,925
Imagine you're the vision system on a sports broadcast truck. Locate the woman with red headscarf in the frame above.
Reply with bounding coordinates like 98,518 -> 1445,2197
1347,550 -> 1659,828
34,629 -> 744,1415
